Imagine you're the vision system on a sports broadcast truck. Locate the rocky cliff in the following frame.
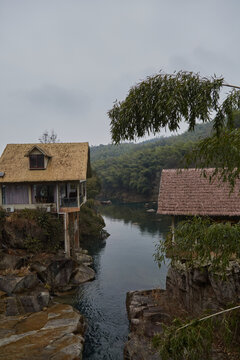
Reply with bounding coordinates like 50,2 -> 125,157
124,263 -> 240,360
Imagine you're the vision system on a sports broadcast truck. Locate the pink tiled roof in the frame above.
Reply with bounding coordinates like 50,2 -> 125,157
157,169 -> 240,216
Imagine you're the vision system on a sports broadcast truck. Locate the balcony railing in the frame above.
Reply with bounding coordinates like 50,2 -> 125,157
60,197 -> 78,208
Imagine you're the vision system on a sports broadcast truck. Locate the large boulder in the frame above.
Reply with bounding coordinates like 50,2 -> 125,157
0,273 -> 49,316
0,252 -> 27,270
0,275 -> 22,295
0,303 -> 85,360
4,289 -> 50,316
41,259 -> 77,292
0,273 -> 42,295
75,253 -> 93,266
71,265 -> 95,284
124,334 -> 160,360
124,290 -> 166,360
41,258 -> 95,293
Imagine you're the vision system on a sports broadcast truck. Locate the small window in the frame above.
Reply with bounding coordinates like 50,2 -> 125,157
29,154 -> 45,169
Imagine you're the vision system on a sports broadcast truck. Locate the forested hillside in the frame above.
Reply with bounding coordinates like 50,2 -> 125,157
90,122 -> 213,202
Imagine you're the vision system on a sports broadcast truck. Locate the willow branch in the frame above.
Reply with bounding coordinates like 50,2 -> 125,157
176,304 -> 240,332
223,83 -> 240,90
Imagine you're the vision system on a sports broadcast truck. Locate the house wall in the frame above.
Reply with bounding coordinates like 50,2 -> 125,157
1,181 -> 86,212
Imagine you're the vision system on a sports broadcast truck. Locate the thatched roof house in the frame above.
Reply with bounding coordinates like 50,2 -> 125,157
157,169 -> 240,217
0,143 -> 90,213
0,143 -> 90,183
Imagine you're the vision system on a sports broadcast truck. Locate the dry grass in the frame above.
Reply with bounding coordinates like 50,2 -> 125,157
0,266 -> 30,277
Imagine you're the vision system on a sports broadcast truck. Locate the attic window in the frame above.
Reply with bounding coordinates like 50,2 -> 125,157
29,154 -> 44,169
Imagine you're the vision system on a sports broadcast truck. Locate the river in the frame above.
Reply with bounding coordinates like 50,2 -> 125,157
74,203 -> 171,360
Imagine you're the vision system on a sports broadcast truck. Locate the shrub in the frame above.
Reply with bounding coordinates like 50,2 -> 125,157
11,208 -> 63,253
155,216 -> 240,274
79,201 -> 105,240
86,172 -> 101,199
0,207 -> 6,233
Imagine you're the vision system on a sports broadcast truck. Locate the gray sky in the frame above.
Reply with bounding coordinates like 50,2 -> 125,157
0,0 -> 239,152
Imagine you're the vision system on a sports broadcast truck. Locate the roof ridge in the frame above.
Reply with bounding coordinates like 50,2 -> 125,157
5,142 -> 89,145
162,168 -> 216,172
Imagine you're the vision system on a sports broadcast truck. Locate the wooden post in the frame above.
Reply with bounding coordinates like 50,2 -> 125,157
56,183 -> 59,213
84,181 -> 87,202
171,216 -> 175,244
28,185 -> 32,205
64,213 -> 70,257
77,182 -> 80,208
74,212 -> 80,249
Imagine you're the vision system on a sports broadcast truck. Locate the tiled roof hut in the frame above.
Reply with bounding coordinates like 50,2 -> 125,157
157,169 -> 240,217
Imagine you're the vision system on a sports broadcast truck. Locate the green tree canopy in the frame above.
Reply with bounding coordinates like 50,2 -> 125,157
108,71 -> 240,187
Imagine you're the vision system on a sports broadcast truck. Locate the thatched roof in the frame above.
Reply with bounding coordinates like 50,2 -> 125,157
24,145 -> 52,158
0,143 -> 89,183
157,169 -> 240,217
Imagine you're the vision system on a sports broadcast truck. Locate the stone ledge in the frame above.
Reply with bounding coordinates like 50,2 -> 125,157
0,303 -> 86,360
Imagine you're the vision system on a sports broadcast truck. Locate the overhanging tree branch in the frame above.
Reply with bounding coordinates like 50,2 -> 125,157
108,71 -> 240,143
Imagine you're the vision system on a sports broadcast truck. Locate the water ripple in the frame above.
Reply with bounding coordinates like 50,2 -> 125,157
74,208 -> 170,359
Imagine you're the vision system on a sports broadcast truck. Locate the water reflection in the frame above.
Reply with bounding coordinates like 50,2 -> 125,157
99,203 -> 171,236
74,203 -> 171,360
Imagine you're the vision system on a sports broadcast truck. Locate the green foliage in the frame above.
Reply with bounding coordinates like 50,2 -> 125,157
153,306 -> 240,360
155,217 -> 240,274
91,123 -> 212,199
186,126 -> 240,190
87,171 -> 102,199
108,70 -> 240,189
23,236 -> 44,253
153,318 -> 213,360
79,201 -> 105,240
12,208 -> 63,253
108,71 -> 226,143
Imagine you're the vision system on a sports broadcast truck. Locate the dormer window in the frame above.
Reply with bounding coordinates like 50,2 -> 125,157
29,154 -> 45,169
25,145 -> 52,170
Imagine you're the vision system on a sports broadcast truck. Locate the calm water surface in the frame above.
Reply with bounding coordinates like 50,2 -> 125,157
74,204 -> 171,360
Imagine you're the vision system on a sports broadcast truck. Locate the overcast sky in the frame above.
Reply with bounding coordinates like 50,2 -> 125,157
0,0 -> 239,152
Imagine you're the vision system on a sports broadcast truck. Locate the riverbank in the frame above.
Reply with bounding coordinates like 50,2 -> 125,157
0,247 -> 96,359
0,204 -> 107,359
